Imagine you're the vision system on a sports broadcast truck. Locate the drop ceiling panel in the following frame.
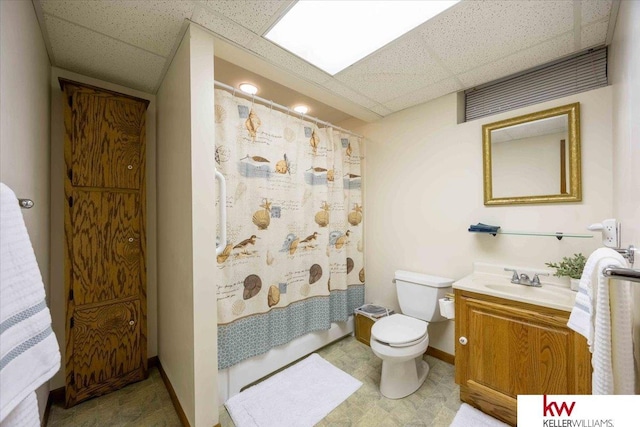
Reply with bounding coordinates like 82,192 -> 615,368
581,21 -> 609,49
247,37 -> 332,85
40,0 -> 195,57
45,14 -> 165,93
420,1 -> 574,75
382,77 -> 462,112
335,33 -> 452,104
199,0 -> 293,33
582,0 -> 613,25
322,80 -> 379,109
369,104 -> 394,117
192,5 -> 257,46
457,32 -> 575,88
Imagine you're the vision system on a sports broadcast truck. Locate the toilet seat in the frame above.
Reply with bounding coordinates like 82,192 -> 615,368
371,314 -> 428,348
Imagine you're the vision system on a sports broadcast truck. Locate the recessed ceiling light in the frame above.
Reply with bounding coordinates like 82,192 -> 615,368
239,83 -> 258,95
265,0 -> 459,75
293,105 -> 309,115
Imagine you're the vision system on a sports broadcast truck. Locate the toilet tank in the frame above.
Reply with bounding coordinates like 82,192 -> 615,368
395,270 -> 454,322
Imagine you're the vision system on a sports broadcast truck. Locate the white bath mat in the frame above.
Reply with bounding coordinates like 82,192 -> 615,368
225,353 -> 362,427
450,403 -> 510,427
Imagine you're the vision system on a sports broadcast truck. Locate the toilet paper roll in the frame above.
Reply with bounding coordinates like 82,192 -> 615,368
439,298 -> 455,319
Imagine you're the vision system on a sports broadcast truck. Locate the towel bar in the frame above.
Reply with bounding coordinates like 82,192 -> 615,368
613,245 -> 635,265
18,198 -> 34,209
602,266 -> 640,283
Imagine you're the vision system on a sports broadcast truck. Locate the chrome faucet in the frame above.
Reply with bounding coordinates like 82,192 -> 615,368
504,268 -> 520,283
530,273 -> 549,287
504,268 -> 548,287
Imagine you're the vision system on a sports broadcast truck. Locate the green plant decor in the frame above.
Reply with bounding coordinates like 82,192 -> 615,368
545,253 -> 587,279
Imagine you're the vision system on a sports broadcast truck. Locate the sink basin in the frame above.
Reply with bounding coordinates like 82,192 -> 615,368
484,284 -> 576,308
453,273 -> 577,312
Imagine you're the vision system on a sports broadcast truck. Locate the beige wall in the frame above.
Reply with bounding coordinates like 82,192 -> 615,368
359,86 -> 613,354
610,0 -> 640,391
492,132 -> 566,198
48,68 -> 157,389
188,25 -> 219,427
157,24 -> 218,426
0,0 -> 52,418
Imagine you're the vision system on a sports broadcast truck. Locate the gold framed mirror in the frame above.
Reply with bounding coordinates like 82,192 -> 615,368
482,102 -> 581,205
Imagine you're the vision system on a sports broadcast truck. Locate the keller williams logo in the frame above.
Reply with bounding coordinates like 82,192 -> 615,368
543,395 -> 576,417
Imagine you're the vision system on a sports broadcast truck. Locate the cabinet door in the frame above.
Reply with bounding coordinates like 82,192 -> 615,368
455,292 -> 591,426
71,190 -> 141,305
71,300 -> 144,403
71,91 -> 145,189
466,300 -> 570,395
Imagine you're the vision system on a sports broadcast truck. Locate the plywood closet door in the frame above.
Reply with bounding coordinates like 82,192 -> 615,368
71,92 -> 145,189
71,191 -> 140,304
62,79 -> 148,408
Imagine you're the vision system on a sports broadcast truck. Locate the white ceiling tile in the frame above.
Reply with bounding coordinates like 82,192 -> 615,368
581,0 -> 612,25
191,6 -> 258,46
334,32 -> 451,104
420,1 -> 573,74
581,21 -> 609,49
45,15 -> 165,93
40,0 -> 195,57
248,38 -> 332,85
382,78 -> 462,112
369,104 -> 394,117
321,80 -> 379,109
457,32 -> 574,88
199,0 -> 293,33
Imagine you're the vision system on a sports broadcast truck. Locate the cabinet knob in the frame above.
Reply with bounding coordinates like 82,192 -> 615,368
129,320 -> 135,326
127,165 -> 133,170
459,336 -> 468,345
128,237 -> 134,242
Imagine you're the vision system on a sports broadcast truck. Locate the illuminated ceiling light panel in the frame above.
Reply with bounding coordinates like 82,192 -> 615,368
265,0 -> 459,75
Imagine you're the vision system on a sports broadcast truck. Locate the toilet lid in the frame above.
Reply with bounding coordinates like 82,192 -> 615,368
371,314 -> 428,346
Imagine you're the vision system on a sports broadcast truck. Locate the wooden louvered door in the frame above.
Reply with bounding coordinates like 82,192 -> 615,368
61,79 -> 148,407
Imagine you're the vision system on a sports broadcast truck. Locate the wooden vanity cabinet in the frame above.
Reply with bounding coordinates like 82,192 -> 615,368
454,290 -> 591,426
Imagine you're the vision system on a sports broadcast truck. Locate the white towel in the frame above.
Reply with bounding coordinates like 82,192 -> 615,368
0,393 -> 39,427
567,247 -> 634,394
449,403 -> 509,427
0,183 -> 60,423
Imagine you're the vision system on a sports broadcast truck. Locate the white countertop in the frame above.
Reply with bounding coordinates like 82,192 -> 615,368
453,263 -> 578,312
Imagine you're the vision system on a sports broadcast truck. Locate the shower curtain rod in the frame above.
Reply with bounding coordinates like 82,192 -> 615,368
214,80 -> 363,139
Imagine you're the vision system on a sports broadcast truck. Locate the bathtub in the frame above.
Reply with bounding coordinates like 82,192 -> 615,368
217,316 -> 354,403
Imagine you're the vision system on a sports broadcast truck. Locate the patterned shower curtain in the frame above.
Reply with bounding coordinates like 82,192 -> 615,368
214,89 -> 365,370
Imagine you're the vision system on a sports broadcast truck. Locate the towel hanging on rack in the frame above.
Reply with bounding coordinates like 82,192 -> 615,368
567,248 -> 635,394
0,183 -> 60,422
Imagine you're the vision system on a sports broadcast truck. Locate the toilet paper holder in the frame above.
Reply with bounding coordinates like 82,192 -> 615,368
439,295 -> 455,320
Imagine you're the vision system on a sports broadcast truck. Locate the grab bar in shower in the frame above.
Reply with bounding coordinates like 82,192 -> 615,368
602,266 -> 640,283
215,170 -> 227,256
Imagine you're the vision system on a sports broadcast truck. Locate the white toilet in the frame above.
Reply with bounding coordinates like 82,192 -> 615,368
370,270 -> 454,399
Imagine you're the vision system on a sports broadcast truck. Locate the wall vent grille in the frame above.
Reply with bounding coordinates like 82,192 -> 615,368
465,47 -> 608,121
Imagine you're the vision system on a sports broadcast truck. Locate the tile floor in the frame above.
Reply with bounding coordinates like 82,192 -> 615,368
48,336 -> 461,426
47,367 -> 182,426
219,336 -> 461,427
